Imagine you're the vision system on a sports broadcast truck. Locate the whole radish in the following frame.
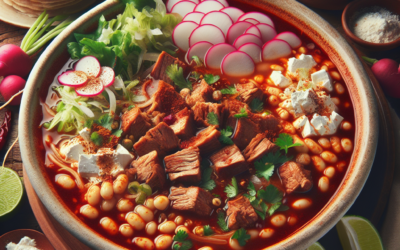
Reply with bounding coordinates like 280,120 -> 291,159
0,44 -> 32,78
0,75 -> 26,105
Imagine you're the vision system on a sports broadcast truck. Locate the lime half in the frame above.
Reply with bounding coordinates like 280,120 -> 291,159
307,242 -> 325,250
0,167 -> 24,217
336,215 -> 384,250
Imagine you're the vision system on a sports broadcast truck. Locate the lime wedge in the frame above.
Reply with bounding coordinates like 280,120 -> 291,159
0,167 -> 24,217
307,242 -> 325,250
336,215 -> 384,250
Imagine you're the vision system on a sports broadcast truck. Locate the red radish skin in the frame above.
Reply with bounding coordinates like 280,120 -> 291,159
226,21 -> 253,44
99,66 -> 115,87
172,21 -> 199,51
58,70 -> 88,87
275,32 -> 302,49
0,75 -> 26,105
255,23 -> 277,43
0,44 -> 32,78
194,0 -> 224,13
370,58 -> 400,98
200,11 -> 233,35
221,7 -> 244,22
238,12 -> 275,28
167,0 -> 198,12
204,43 -> 236,69
233,33 -> 263,49
189,24 -> 225,47
221,51 -> 255,77
243,18 -> 259,25
171,1 -> 197,18
183,12 -> 205,24
262,39 -> 292,61
245,25 -> 262,38
238,43 -> 262,63
186,41 -> 213,63
74,56 -> 101,78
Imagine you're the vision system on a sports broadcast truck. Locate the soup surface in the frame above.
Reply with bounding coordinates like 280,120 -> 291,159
40,0 -> 355,249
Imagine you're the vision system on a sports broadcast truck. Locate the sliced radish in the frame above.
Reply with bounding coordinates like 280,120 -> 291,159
221,7 -> 244,22
221,51 -> 255,77
233,34 -> 263,49
189,24 -> 225,47
186,41 -> 213,63
208,0 -> 229,7
171,1 -> 197,18
194,0 -> 224,13
98,67 -> 115,87
238,12 -> 275,28
75,78 -> 104,97
275,32 -> 302,48
226,21 -> 253,44
58,70 -> 88,87
167,0 -> 198,12
245,25 -> 261,38
243,18 -> 259,25
238,43 -> 262,63
262,39 -> 292,61
255,23 -> 277,43
74,56 -> 101,78
204,43 -> 236,70
172,21 -> 199,51
183,12 -> 205,24
200,11 -> 233,35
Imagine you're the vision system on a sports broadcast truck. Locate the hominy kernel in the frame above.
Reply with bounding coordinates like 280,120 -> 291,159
268,95 -> 280,106
247,229 -> 259,240
100,196 -> 118,212
335,83 -> 345,94
323,60 -> 335,69
254,74 -> 265,84
145,198 -> 155,211
154,195 -> 169,211
318,138 -> 331,149
320,151 -> 338,164
56,175 -> 76,190
100,217 -> 118,236
292,135 -> 309,153
341,121 -> 352,131
318,176 -> 330,192
158,221 -> 177,234
320,65 -> 329,71
87,185 -> 101,206
324,166 -> 336,179
311,155 -> 326,172
295,153 -> 311,165
271,214 -> 286,227
155,234 -> 173,250
80,204 -> 99,220
126,212 -> 145,231
266,86 -> 283,96
292,198 -> 312,210
145,221 -> 157,236
229,238 -> 244,250
330,71 -> 341,80
119,224 -> 134,238
132,237 -> 155,250
277,107 -> 289,120
271,64 -> 284,71
100,181 -> 114,200
117,199 -> 134,213
259,228 -> 274,238
135,205 -> 154,222
330,137 -> 342,153
298,46 -> 307,54
341,138 -> 353,153
304,138 -> 323,154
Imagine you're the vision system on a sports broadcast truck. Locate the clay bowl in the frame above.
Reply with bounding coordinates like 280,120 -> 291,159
342,0 -> 400,51
0,229 -> 54,250
297,0 -> 352,10
19,0 -> 378,249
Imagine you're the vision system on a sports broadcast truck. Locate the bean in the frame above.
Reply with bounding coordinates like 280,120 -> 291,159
126,212 -> 146,231
341,138 -> 353,152
56,175 -> 76,190
341,121 -> 352,131
87,185 -> 101,206
270,64 -> 284,71
304,138 -> 323,154
296,153 -> 311,165
100,217 -> 118,236
101,196 -> 118,212
337,161 -> 347,172
159,221 -> 177,234
330,71 -> 341,81
324,166 -> 336,178
292,198 -> 312,210
117,199 -> 135,213
298,46 -> 307,54
175,225 -> 190,234
268,95 -> 280,106
193,225 -> 204,236
330,136 -> 342,153
292,135 -> 309,153
320,65 -> 329,71
145,198 -> 156,211
259,228 -> 274,238
155,235 -> 173,250
335,83 -> 345,94
154,195 -> 169,211
287,216 -> 297,226
229,238 -> 244,250
270,214 -> 286,227
320,151 -> 338,163
331,97 -> 340,106
135,205 -> 154,222
277,107 -> 289,120
318,138 -> 331,149
198,247 -> 213,250
247,229 -> 259,240
175,216 -> 184,226
281,121 -> 296,134
113,174 -> 128,194
279,92 -> 288,101
266,86 -> 283,96
146,221 -> 157,236
100,181 -> 114,200
323,60 -> 335,69
80,204 -> 99,219
254,75 -> 264,84
318,176 -> 330,192
133,237 -> 155,250
311,155 -> 326,172
212,198 -> 221,207
266,78 -> 274,86
313,54 -> 322,63
119,223 -> 134,238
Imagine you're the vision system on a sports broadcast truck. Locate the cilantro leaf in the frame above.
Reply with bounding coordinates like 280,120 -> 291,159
255,201 -> 269,220
275,133 -> 302,154
203,225 -> 214,236
204,74 -> 220,85
199,167 -> 216,191
250,98 -> 263,113
276,205 -> 290,212
224,177 -> 239,198
263,110 -> 272,115
219,126 -> 234,145
247,182 -> 256,196
257,185 -> 283,204
166,64 -> 193,90
90,132 -> 103,146
220,85 -> 237,95
255,162 -> 275,181
191,55 -> 203,67
84,120 -> 93,129
217,212 -> 229,231
95,114 -> 113,130
173,230 -> 188,242
112,129 -> 123,137
268,202 -> 282,216
232,228 -> 251,247
189,71 -> 200,81
233,108 -> 248,119
244,193 -> 257,203
207,112 -> 219,125
127,105 -> 135,111
173,230 -> 193,250
262,151 -> 292,165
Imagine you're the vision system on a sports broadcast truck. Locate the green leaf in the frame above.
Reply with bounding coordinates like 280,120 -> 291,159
121,0 -> 156,11
74,15 -> 108,42
173,230 -> 193,250
128,105 -> 135,110
189,71 -> 200,81
263,110 -> 272,116
276,204 -> 289,212
204,74 -> 220,85
219,126 -> 234,145
275,133 -> 303,154
79,38 -> 117,68
67,42 -> 82,59
233,108 -> 248,119
191,55 -> 203,66
257,185 -> 283,204
207,112 -> 219,125
244,193 -> 257,203
250,98 -> 263,113
203,225 -> 214,236
90,132 -> 103,146
112,129 -> 123,137
247,182 -> 256,197
262,151 -> 292,165
217,212 -> 229,231
232,228 -> 250,247
255,162 -> 274,181
199,167 -> 216,191
166,64 -> 193,90
268,202 -> 282,216
255,202 -> 268,220
95,114 -> 114,130
224,177 -> 239,198
173,230 -> 188,242
220,85 -> 237,95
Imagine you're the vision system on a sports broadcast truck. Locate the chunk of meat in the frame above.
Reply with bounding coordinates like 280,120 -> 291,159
243,133 -> 279,162
192,102 -> 223,127
168,186 -> 214,216
164,148 -> 201,183
120,107 -> 153,141
221,99 -> 250,127
134,122 -> 180,157
226,116 -> 259,150
251,113 -> 281,134
226,195 -> 258,230
181,80 -> 213,107
236,81 -> 264,104
170,108 -> 196,140
147,80 -> 190,115
129,150 -> 165,190
180,126 -> 222,156
150,51 -> 188,85
279,161 -> 313,194
210,144 -> 248,177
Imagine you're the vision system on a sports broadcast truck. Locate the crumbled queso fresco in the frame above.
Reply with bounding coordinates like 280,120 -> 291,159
6,236 -> 40,250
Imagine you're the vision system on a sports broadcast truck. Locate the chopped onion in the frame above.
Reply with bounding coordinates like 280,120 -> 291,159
146,79 -> 160,98
104,88 -> 116,115
136,95 -> 155,108
77,104 -> 95,118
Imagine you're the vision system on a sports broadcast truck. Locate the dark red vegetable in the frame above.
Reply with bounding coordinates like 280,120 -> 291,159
163,114 -> 176,125
0,110 -> 11,150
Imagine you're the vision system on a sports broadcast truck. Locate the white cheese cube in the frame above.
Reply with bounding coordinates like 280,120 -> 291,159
302,118 -> 317,138
288,54 -> 317,73
78,154 -> 100,178
291,89 -> 318,117
115,144 -> 134,170
79,127 -> 91,142
59,136 -> 94,162
293,115 -> 308,130
310,114 -> 330,135
311,69 -> 333,92
328,111 -> 344,134
270,71 -> 291,88
321,95 -> 337,114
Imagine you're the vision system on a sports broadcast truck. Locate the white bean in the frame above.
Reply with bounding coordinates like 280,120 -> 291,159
135,205 -> 154,222
270,214 -> 286,227
330,136 -> 342,153
87,185 -> 101,206
324,166 -> 336,179
133,237 -> 155,250
341,138 -> 353,152
292,135 -> 309,153
292,198 -> 312,210
320,151 -> 338,163
331,71 -> 342,81
113,174 -> 128,194
296,153 -> 311,165
311,156 -> 326,172
277,107 -> 289,120
101,196 -> 118,212
318,138 -> 331,149
155,235 -> 173,250
341,121 -> 352,131
154,195 -> 169,211
229,238 -> 244,250
145,198 -> 156,211
56,175 -> 76,190
174,216 -> 184,226
304,138 -> 323,154
175,225 -> 189,234
266,86 -> 282,96
259,228 -> 274,238
335,83 -> 345,94
119,223 -> 134,237
268,95 -> 280,106
158,221 -> 177,234
100,181 -> 114,200
281,121 -> 296,134
126,212 -> 146,231
80,204 -> 99,219
318,176 -> 330,192
100,217 -> 118,235
117,199 -> 135,213
247,229 -> 259,240
146,221 -> 157,236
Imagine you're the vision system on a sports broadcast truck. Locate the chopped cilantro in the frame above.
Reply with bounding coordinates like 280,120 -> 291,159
112,129 -> 123,137
199,166 -> 216,191
212,193 -> 221,198
191,55 -> 203,66
232,228 -> 250,247
275,133 -> 302,154
224,177 -> 239,198
255,201 -> 269,220
204,74 -> 220,85
95,114 -> 114,130
173,230 -> 193,250
90,132 -> 103,146
220,85 -> 237,95
268,202 -> 282,216
250,98 -> 263,113
84,120 -> 93,129
255,162 -> 275,181
233,108 -> 248,119
247,182 -> 256,196
247,183 -> 285,219
257,185 -> 283,204
203,225 -> 214,236
262,151 -> 292,165
219,126 -> 234,145
263,110 -> 272,115
207,112 -> 219,125
217,212 -> 229,231
166,64 -> 193,90
276,205 -> 290,212
127,105 -> 135,111
189,71 -> 200,81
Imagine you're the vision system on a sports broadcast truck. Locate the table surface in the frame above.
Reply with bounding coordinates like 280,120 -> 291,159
1,2 -> 400,248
